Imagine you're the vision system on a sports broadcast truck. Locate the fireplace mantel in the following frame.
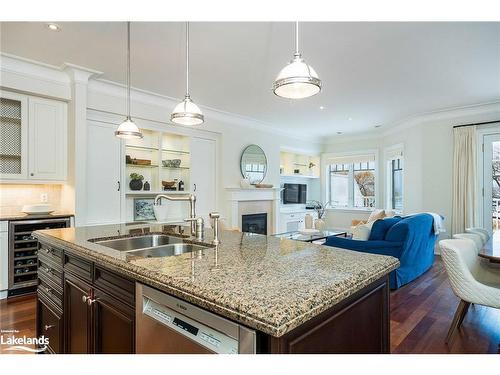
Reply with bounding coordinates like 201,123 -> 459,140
224,187 -> 281,234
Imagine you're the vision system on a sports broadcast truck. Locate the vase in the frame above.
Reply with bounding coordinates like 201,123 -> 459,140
129,179 -> 143,191
314,218 -> 325,230
143,181 -> 150,191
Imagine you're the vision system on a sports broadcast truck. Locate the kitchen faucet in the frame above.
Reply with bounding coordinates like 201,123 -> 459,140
154,193 -> 197,235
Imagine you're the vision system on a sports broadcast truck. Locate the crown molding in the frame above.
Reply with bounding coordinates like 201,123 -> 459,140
88,78 -> 323,144
323,100 -> 500,146
62,62 -> 102,84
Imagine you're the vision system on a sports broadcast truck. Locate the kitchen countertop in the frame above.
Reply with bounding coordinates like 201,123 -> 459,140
34,223 -> 399,337
0,212 -> 74,221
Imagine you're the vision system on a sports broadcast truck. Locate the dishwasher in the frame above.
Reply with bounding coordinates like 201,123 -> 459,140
136,283 -> 256,354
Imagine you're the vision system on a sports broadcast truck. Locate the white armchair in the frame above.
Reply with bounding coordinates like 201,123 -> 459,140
439,239 -> 500,344
453,233 -> 483,251
465,227 -> 490,244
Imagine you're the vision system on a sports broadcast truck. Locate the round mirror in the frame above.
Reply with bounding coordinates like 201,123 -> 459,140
240,145 -> 267,184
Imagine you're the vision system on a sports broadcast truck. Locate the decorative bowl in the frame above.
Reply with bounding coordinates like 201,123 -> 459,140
22,204 -> 54,215
162,159 -> 181,168
162,180 -> 176,188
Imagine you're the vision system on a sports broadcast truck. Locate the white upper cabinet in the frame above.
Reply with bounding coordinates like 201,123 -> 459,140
86,121 -> 121,225
0,91 -> 67,183
0,91 -> 28,180
28,97 -> 67,181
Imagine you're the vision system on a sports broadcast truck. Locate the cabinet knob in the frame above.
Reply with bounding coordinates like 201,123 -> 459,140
30,173 -> 34,176
87,297 -> 99,306
44,324 -> 55,331
82,295 -> 90,304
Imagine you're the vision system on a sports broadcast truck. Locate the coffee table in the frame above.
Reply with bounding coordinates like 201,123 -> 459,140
273,229 -> 348,243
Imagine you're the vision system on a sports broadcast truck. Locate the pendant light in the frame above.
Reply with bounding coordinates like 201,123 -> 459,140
115,22 -> 143,139
171,22 -> 204,126
272,22 -> 322,99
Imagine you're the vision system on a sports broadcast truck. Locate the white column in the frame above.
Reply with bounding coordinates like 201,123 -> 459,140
63,64 -> 102,226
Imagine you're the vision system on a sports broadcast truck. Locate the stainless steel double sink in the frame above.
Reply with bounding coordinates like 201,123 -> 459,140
94,234 -> 208,258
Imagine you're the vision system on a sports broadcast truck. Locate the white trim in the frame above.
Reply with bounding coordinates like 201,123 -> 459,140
88,78 -> 323,143
323,101 -> 500,145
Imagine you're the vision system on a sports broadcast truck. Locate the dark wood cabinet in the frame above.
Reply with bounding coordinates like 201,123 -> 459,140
36,242 -> 136,354
92,287 -> 135,354
36,296 -> 63,354
63,273 -> 92,354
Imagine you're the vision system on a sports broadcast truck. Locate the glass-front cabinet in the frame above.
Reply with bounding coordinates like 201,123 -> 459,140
0,91 -> 28,180
0,90 -> 67,182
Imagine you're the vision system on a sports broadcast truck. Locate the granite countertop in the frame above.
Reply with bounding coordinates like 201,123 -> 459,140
34,223 -> 399,337
0,211 -> 74,221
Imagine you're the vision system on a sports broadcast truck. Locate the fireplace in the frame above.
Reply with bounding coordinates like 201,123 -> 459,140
242,213 -> 268,235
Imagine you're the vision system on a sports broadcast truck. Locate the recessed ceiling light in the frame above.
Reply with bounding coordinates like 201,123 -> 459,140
319,106 -> 325,110
47,23 -> 61,31
374,125 -> 382,128
336,131 -> 343,135
348,117 -> 353,121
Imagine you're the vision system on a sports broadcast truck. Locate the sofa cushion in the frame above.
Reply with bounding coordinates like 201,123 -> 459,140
369,217 -> 402,241
352,222 -> 374,240
367,209 -> 385,223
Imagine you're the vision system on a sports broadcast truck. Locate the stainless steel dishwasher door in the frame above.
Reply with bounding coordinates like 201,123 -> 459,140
136,283 -> 256,354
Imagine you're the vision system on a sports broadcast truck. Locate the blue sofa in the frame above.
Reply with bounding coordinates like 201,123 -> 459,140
324,213 -> 437,289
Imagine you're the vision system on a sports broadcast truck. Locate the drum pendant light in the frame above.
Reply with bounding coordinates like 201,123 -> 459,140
272,22 -> 322,99
115,22 -> 142,139
171,22 -> 204,125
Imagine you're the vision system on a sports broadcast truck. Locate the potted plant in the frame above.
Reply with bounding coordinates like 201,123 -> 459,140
129,173 -> 144,191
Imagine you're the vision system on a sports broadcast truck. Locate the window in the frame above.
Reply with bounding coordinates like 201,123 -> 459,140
390,158 -> 403,211
385,146 -> 404,212
328,155 -> 376,209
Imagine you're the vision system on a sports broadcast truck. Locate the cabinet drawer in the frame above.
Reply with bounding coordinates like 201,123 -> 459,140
38,277 -> 63,308
37,297 -> 63,354
38,257 -> 63,288
64,253 -> 92,282
39,243 -> 64,267
94,266 -> 135,307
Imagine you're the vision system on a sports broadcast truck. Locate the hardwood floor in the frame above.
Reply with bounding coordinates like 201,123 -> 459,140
0,294 -> 37,354
390,257 -> 500,353
0,256 -> 498,354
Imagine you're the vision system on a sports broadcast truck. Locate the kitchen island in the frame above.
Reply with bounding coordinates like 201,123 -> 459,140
34,223 -> 399,354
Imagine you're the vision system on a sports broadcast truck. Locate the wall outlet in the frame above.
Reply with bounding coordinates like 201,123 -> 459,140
40,193 -> 48,203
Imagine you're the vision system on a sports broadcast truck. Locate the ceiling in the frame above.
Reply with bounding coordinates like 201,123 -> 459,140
1,22 -> 499,138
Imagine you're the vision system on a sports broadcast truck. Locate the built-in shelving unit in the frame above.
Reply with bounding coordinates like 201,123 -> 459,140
280,151 -> 320,179
124,129 -> 191,195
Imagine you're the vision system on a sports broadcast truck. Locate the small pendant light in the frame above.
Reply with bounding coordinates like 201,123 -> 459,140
272,22 -> 322,99
115,22 -> 142,139
171,22 -> 204,126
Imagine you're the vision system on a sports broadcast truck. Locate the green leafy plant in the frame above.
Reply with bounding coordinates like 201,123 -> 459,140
129,173 -> 144,181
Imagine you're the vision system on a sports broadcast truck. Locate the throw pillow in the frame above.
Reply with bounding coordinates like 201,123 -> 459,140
352,222 -> 374,240
384,210 -> 396,218
369,217 -> 402,241
367,209 -> 385,223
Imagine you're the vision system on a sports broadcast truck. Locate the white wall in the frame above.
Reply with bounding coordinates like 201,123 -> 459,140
322,102 -> 500,236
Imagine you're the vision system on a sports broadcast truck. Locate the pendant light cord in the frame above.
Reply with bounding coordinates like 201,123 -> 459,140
186,21 -> 190,96
295,21 -> 299,56
126,21 -> 131,118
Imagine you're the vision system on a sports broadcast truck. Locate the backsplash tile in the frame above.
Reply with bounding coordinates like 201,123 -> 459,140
0,184 -> 64,215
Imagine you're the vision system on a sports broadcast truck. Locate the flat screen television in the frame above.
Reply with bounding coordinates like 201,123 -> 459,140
283,183 -> 307,204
